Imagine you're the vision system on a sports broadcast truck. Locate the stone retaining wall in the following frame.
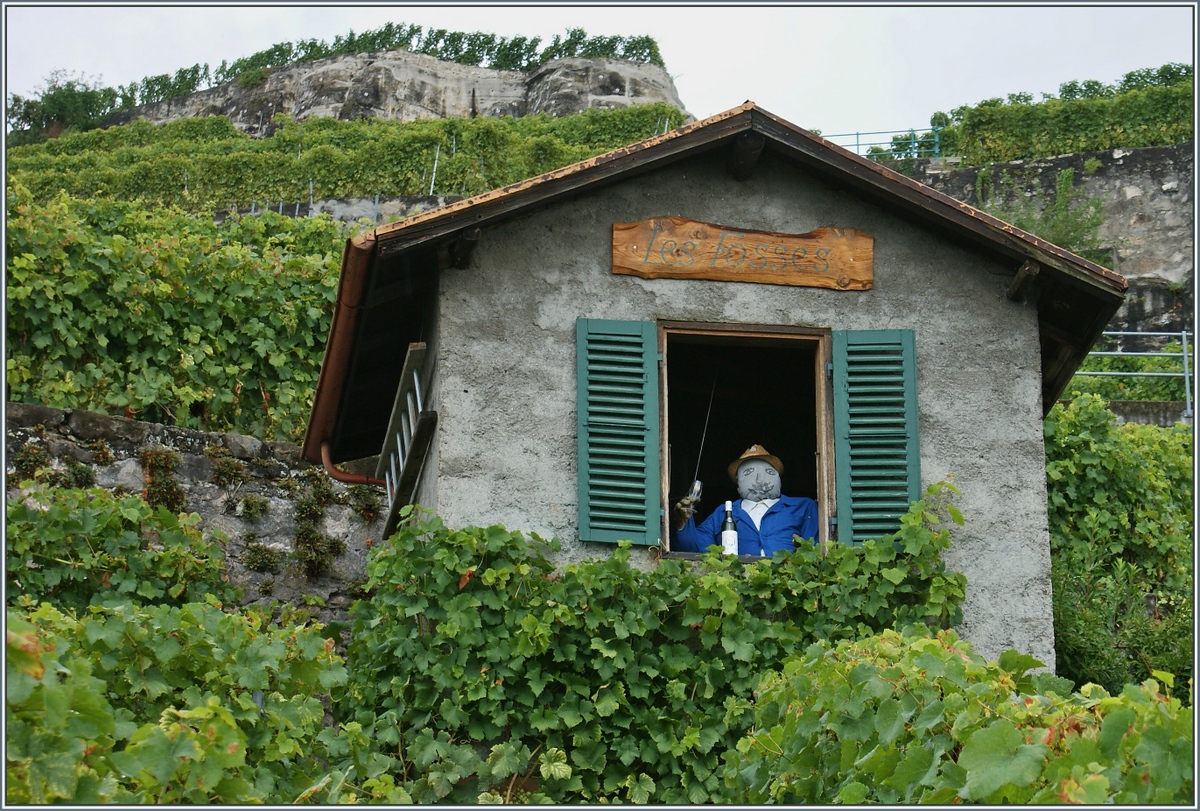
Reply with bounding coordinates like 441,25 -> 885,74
5,402 -> 383,627
909,142 -> 1194,334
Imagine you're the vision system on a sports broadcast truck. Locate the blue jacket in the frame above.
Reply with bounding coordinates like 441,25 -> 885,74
674,495 -> 819,556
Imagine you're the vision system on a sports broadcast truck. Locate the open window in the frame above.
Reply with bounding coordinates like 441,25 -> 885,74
661,323 -> 829,550
575,318 -> 919,550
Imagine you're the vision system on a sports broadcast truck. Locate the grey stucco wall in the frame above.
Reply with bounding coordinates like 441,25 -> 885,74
429,150 -> 1055,667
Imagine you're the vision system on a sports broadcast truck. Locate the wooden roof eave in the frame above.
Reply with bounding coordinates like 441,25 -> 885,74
1037,280 -> 1124,414
301,231 -> 378,463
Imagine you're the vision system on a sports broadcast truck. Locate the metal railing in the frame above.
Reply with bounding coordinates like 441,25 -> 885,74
1076,330 -> 1193,419
374,342 -> 438,536
823,127 -> 943,162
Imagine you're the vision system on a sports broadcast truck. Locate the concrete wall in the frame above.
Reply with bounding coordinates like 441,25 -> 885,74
429,150 -> 1055,667
1106,399 -> 1194,428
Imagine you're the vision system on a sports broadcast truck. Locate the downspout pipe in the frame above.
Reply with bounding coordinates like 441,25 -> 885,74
321,441 -> 386,488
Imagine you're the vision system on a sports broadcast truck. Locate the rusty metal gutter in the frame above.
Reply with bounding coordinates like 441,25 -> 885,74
301,231 -> 377,464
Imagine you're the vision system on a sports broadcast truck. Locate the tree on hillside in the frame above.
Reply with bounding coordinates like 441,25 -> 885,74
6,70 -> 118,146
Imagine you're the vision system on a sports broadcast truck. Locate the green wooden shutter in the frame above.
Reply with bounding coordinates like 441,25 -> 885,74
832,329 -> 920,544
576,318 -> 660,545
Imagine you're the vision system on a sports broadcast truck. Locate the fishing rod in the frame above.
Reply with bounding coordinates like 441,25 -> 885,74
688,373 -> 719,500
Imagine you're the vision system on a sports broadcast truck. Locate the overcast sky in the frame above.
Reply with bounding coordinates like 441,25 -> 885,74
4,3 -> 1196,142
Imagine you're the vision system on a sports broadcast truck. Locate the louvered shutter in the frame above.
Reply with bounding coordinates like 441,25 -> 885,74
576,319 -> 661,545
832,329 -> 920,543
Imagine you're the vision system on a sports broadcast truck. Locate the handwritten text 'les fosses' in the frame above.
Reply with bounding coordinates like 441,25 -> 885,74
640,223 -> 832,272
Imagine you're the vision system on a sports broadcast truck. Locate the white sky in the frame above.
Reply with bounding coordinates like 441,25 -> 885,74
3,3 -> 1196,139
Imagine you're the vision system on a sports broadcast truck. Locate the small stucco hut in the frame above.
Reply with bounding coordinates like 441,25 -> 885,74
302,102 -> 1126,667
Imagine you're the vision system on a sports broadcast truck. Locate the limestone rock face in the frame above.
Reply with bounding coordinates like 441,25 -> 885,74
101,50 -> 689,136
525,57 -> 682,117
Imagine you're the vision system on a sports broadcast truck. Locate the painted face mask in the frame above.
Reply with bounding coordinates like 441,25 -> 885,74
737,458 -> 781,502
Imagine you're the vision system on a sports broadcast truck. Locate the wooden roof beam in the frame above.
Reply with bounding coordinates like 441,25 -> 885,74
437,226 -> 482,270
726,131 -> 765,180
1007,259 -> 1041,302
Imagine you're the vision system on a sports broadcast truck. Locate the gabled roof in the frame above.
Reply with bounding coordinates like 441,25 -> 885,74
303,101 -> 1127,465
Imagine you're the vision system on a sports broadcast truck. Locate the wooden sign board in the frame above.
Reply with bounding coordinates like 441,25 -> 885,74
612,217 -> 873,290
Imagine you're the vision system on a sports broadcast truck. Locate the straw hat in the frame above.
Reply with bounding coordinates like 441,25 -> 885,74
727,444 -> 784,482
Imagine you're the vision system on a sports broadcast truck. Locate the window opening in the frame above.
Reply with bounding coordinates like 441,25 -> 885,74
664,329 -> 823,549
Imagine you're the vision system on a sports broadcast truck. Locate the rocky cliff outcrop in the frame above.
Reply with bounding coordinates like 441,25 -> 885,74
101,51 -> 689,137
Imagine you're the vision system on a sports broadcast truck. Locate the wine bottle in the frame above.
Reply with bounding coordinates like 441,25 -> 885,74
721,501 -> 738,555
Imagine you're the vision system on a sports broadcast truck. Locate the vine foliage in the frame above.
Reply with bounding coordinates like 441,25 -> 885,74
6,480 -> 965,803
729,626 -> 1193,804
7,597 -> 346,803
336,484 -> 965,802
6,484 -> 238,613
5,477 -> 1193,803
5,105 -> 686,443
5,180 -> 346,442
1070,339 -> 1194,402
6,104 -> 687,210
1043,395 -> 1193,693
885,63 -> 1192,168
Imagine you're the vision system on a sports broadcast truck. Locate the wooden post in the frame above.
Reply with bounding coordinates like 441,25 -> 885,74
436,227 -> 482,271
